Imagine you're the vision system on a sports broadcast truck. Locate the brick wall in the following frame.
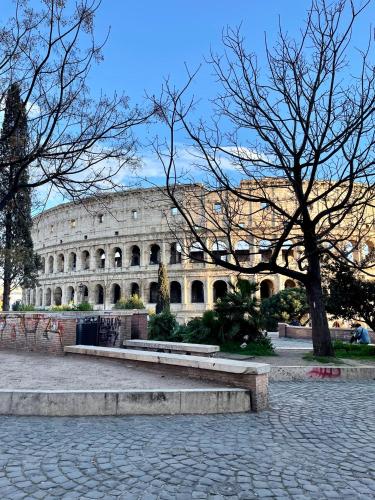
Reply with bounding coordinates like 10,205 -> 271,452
0,313 -> 76,355
278,323 -> 375,343
0,310 -> 148,355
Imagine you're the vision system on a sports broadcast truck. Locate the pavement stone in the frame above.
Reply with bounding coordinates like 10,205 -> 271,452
0,381 -> 373,499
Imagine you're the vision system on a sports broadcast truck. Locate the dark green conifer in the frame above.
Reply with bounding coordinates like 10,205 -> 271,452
0,83 -> 40,310
156,262 -> 170,314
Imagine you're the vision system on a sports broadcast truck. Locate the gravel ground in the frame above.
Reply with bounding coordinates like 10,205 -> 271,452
0,351 -> 226,390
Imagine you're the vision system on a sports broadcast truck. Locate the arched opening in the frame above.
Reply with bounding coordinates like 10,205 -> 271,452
53,287 -> 62,306
284,279 -> 296,289
113,248 -> 122,268
235,241 -> 250,263
131,282 -> 140,296
111,283 -> 121,304
131,245 -> 140,266
79,285 -> 89,303
212,241 -> 227,262
191,280 -> 204,303
81,250 -> 90,270
259,240 -> 272,262
38,288 -> 43,306
149,282 -> 158,303
48,256 -> 54,274
213,280 -> 228,302
189,242 -> 204,262
41,257 -> 45,274
68,253 -> 76,272
170,281 -> 182,303
95,284 -> 104,305
170,242 -> 182,264
45,288 -> 52,306
66,286 -> 75,303
68,252 -> 77,271
260,279 -> 274,299
96,249 -> 106,269
282,240 -> 293,263
57,254 -> 65,273
150,244 -> 161,265
344,241 -> 355,262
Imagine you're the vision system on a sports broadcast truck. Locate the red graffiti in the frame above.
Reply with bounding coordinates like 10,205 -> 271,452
308,367 -> 341,378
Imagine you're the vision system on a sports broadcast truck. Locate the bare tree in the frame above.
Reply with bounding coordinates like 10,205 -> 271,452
154,0 -> 375,356
0,0 -> 152,212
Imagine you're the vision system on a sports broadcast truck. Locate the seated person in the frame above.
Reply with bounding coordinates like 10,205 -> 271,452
350,323 -> 370,344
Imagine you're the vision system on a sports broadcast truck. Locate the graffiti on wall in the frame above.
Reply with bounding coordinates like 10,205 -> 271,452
308,367 -> 341,378
98,316 -> 121,347
43,318 -> 65,348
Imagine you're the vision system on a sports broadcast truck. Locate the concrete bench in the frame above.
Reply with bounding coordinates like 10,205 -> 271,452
64,345 -> 270,411
123,339 -> 220,357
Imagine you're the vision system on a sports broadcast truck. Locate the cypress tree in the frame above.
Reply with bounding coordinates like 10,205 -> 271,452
156,262 -> 170,314
0,83 -> 39,310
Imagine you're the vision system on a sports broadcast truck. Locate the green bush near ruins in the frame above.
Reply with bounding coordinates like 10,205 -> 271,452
147,280 -> 275,355
304,341 -> 375,363
12,301 -> 35,311
260,288 -> 310,331
114,295 -> 145,310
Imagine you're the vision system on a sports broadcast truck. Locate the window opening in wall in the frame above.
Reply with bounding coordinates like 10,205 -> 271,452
57,254 -> 64,273
51,224 -> 54,232
170,281 -> 182,303
189,242 -> 204,262
260,280 -> 274,299
67,286 -> 75,303
131,245 -> 140,266
191,280 -> 204,303
70,219 -> 76,228
212,241 -> 227,262
69,252 -> 77,271
112,284 -> 121,304
170,242 -> 182,264
96,249 -> 105,269
235,240 -> 250,262
149,282 -> 158,303
48,256 -> 54,273
284,279 -> 296,289
45,288 -> 52,306
53,287 -> 62,306
171,206 -> 178,216
84,235 -> 87,240
79,284 -> 89,303
82,250 -> 90,270
114,231 -> 119,236
214,202 -> 222,213
259,240 -> 272,262
132,210 -> 138,220
98,214 -> 104,223
131,282 -> 140,296
213,280 -> 228,302
95,284 -> 104,305
149,244 -> 161,265
114,248 -> 122,267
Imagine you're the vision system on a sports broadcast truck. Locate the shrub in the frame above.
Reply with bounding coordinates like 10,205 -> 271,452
148,310 -> 179,341
114,295 -> 145,310
75,302 -> 93,311
12,301 -> 35,311
182,310 -> 220,344
221,335 -> 275,356
260,287 -> 309,331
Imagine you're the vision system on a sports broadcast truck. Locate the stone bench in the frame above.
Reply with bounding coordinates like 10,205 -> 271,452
123,339 -> 220,357
64,345 -> 270,411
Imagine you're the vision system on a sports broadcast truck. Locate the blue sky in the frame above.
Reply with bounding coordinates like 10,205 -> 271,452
1,0 -> 374,204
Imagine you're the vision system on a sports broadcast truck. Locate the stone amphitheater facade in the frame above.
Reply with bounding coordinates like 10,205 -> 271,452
24,185 -> 374,323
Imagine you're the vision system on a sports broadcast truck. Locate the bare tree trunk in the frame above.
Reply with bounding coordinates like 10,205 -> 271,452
306,255 -> 334,357
2,210 -> 12,311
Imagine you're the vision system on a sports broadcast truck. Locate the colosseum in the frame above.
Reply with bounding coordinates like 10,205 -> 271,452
25,183 -> 374,323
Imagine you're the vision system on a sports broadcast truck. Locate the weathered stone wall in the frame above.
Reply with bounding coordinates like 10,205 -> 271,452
0,310 -> 148,355
278,323 -> 375,343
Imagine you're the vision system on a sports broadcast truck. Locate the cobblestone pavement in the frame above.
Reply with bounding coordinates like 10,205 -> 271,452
0,381 -> 374,499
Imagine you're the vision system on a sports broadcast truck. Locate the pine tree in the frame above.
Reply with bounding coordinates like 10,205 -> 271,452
0,83 -> 39,310
156,262 -> 170,314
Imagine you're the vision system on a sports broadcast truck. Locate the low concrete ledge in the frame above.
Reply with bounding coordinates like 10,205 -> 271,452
0,388 -> 251,416
270,365 -> 375,381
65,345 -> 269,374
123,339 -> 220,356
65,345 -> 270,411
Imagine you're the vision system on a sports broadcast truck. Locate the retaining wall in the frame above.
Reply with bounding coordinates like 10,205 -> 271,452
0,310 -> 148,355
278,323 -> 375,343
